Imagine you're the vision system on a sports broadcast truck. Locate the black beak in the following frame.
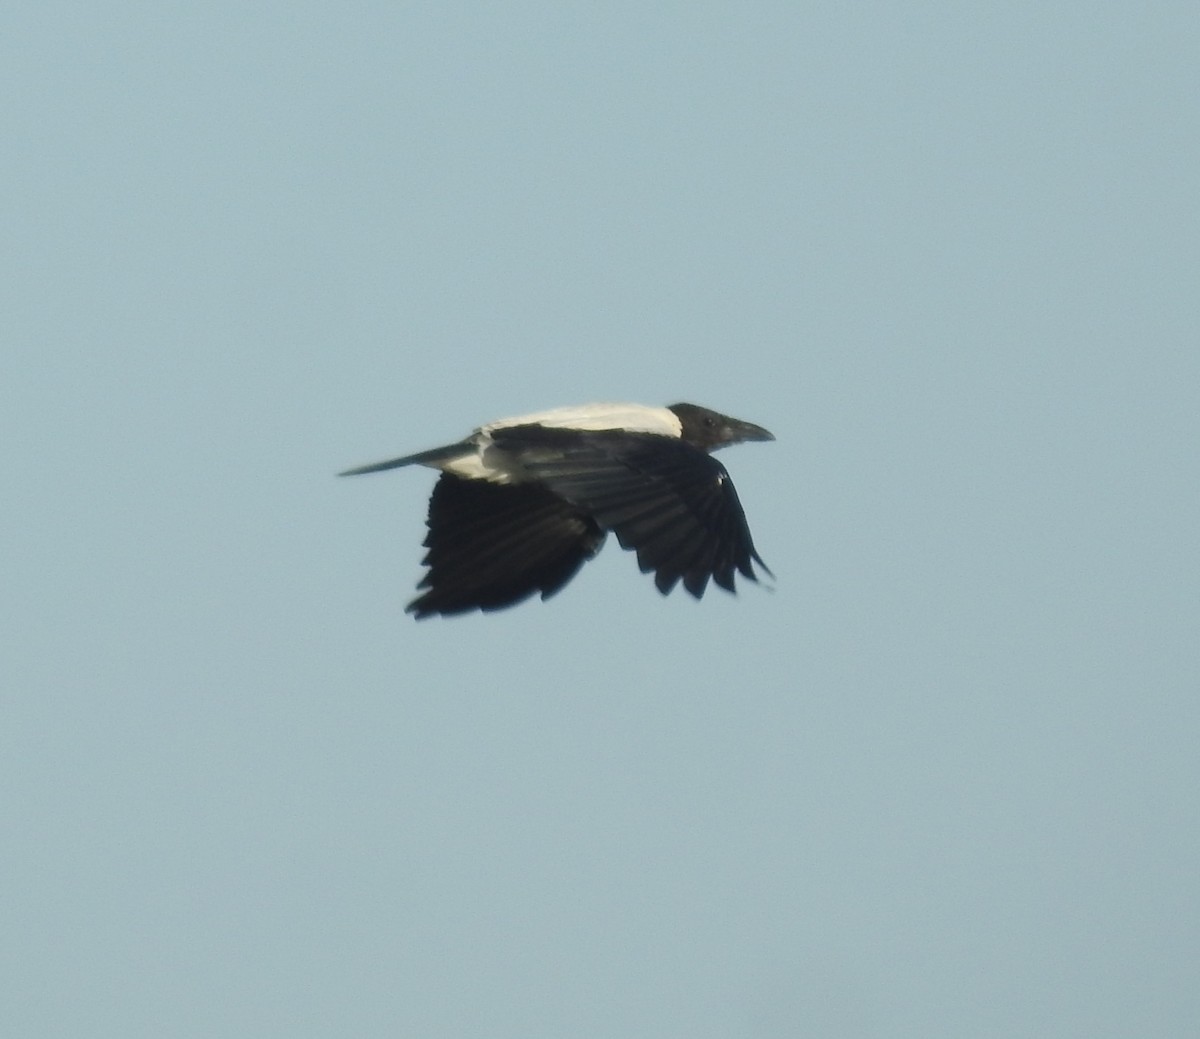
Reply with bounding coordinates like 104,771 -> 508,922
726,418 -> 775,445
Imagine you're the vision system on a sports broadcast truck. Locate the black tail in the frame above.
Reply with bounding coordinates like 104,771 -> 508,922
338,441 -> 473,477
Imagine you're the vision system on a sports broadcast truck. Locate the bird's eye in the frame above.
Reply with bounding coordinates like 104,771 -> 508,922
705,417 -> 716,428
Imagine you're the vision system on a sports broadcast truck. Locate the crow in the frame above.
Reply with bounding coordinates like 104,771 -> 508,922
341,402 -> 773,618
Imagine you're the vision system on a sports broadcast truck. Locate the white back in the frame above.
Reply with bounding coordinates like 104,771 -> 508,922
481,402 -> 681,437
434,403 -> 683,483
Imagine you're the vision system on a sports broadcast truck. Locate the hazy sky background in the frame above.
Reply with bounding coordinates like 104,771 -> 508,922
4,3 -> 1198,1036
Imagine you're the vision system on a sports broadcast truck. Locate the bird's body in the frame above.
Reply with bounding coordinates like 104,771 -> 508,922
341,402 -> 773,618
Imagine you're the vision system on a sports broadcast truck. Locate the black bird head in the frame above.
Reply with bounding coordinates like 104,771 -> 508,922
668,403 -> 775,453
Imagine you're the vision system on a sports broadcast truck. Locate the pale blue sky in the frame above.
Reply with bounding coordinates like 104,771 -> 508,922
4,3 -> 1198,1036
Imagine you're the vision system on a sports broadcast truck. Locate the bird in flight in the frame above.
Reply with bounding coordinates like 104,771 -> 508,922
340,402 -> 774,618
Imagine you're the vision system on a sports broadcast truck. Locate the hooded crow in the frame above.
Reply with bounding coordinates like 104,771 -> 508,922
340,402 -> 774,618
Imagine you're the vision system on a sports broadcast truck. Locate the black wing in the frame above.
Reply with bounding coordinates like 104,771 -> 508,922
408,473 -> 606,618
492,425 -> 770,598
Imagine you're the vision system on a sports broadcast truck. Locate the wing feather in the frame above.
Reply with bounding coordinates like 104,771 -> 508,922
491,425 -> 769,600
408,473 -> 605,618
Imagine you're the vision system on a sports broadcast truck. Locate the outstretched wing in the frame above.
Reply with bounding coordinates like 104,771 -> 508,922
491,425 -> 770,598
408,473 -> 606,618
